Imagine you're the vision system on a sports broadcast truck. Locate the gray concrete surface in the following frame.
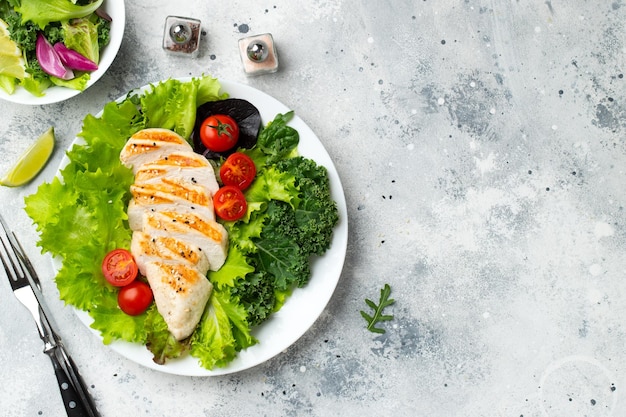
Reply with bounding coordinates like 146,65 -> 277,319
1,1 -> 626,416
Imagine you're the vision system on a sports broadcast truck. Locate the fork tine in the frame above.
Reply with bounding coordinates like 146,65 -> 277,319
0,215 -> 38,291
10,231 -> 42,288
0,229 -> 24,290
0,216 -> 28,290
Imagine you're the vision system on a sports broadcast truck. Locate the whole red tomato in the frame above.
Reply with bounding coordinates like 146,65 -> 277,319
199,114 -> 240,152
117,281 -> 153,316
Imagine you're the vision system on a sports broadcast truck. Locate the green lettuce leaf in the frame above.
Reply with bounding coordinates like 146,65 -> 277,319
208,246 -> 255,289
145,307 -> 189,364
89,293 -> 147,345
0,74 -> 16,94
50,72 -> 90,91
62,17 -> 99,63
190,289 -> 238,369
141,76 -> 226,140
20,75 -> 50,97
16,0 -> 104,29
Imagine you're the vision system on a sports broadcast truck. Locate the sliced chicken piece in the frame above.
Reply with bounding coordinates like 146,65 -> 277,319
134,153 -> 219,196
131,231 -> 210,276
144,260 -> 213,340
127,180 -> 215,230
130,179 -> 212,206
120,128 -> 192,172
128,200 -> 215,231
142,211 -> 228,271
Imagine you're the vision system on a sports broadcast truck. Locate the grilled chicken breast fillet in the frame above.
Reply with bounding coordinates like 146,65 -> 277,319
134,152 -> 219,196
141,211 -> 228,272
127,179 -> 216,230
130,232 -> 210,276
119,128 -> 228,341
144,260 -> 213,341
120,128 -> 193,172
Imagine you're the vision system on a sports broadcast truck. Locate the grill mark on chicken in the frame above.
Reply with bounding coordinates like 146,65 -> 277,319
152,153 -> 209,167
160,211 -> 225,242
131,183 -> 211,207
131,129 -> 190,143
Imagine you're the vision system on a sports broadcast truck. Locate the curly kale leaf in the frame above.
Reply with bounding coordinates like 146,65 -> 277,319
230,271 -> 276,327
4,11 -> 38,51
276,156 -> 339,255
254,200 -> 311,288
96,15 -> 110,47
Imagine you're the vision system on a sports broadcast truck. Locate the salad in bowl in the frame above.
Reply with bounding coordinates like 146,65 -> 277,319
0,0 -> 124,104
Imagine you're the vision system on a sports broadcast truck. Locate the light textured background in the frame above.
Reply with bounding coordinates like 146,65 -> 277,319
1,1 -> 626,416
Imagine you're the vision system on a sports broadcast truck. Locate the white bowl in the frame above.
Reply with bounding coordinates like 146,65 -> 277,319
0,0 -> 125,105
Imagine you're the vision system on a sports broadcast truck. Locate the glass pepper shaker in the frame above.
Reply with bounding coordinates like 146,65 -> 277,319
162,16 -> 202,57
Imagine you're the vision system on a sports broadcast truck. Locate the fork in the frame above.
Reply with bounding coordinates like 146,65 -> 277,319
0,215 -> 100,417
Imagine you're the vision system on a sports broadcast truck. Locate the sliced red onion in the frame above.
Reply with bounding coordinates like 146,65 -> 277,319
53,43 -> 98,72
36,33 -> 74,80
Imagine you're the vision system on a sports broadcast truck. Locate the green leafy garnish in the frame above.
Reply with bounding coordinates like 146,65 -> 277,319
360,284 -> 395,334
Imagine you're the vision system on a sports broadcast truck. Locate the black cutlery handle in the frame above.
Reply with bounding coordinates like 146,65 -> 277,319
48,351 -> 99,417
65,353 -> 100,416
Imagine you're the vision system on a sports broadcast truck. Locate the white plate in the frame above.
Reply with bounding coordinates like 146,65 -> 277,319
68,79 -> 348,376
0,0 -> 125,105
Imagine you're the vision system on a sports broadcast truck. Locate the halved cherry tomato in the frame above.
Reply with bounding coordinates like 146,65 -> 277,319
213,185 -> 247,221
117,281 -> 153,316
220,152 -> 257,190
199,114 -> 240,152
102,248 -> 138,287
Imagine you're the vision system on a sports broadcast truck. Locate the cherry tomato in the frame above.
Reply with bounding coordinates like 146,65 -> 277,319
117,281 -> 153,316
219,152 -> 257,190
213,185 -> 247,221
102,249 -> 138,287
199,114 -> 240,152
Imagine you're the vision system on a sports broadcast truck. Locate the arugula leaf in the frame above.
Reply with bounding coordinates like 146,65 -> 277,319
360,284 -> 395,334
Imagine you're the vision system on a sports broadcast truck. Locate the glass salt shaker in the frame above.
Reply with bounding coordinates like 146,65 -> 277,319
238,33 -> 279,75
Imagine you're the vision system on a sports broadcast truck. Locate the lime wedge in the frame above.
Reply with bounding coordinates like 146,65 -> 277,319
0,18 -> 26,80
0,59 -> 26,78
0,127 -> 55,187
